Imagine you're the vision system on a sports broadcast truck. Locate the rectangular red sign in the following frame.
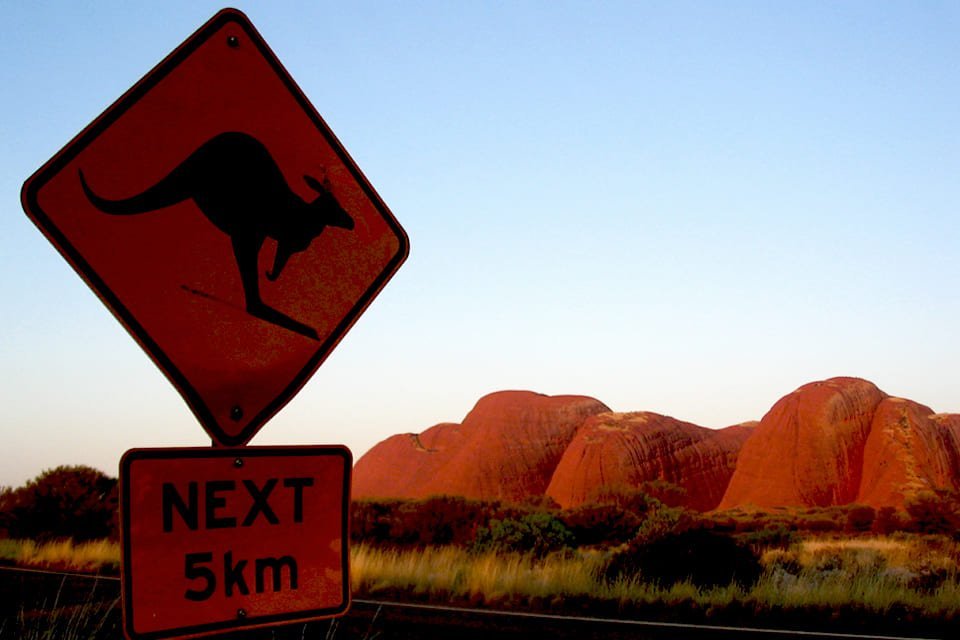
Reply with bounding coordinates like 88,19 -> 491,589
121,446 -> 351,639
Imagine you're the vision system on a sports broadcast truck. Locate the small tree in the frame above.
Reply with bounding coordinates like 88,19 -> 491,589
4,466 -> 118,541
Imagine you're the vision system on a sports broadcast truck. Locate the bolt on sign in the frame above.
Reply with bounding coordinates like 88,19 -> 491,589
121,447 -> 350,639
20,8 -> 408,447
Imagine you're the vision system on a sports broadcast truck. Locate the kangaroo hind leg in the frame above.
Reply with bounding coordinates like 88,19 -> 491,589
230,235 -> 319,340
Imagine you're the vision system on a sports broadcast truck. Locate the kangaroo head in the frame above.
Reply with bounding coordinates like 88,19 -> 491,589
304,174 -> 355,231
265,174 -> 355,282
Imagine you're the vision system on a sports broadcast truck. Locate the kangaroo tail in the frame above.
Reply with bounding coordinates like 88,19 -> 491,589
79,168 -> 190,215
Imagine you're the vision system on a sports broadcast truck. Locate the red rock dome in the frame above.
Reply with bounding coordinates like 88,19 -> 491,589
353,391 -> 609,502
719,377 -> 886,509
546,412 -> 753,511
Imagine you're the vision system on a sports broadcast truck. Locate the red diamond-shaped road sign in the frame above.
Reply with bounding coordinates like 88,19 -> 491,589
21,9 -> 408,446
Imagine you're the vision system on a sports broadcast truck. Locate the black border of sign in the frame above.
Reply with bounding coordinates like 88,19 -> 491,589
120,445 -> 352,640
20,8 -> 409,447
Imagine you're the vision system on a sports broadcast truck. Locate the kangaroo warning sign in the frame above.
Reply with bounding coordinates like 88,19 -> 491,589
20,9 -> 408,446
121,446 -> 350,639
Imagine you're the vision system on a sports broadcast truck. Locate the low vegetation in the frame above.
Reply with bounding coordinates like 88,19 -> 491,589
353,535 -> 960,634
0,579 -> 120,640
5,468 -> 960,635
0,538 -> 119,574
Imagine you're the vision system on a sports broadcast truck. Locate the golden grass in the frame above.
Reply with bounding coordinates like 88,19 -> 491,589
5,534 -> 960,627
762,534 -> 960,575
351,536 -> 960,623
352,545 -> 604,601
11,539 -> 120,572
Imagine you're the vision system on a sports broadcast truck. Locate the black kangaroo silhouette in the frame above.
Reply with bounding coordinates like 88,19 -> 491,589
78,131 -> 355,340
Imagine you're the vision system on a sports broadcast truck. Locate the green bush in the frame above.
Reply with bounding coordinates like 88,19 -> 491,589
560,504 -> 642,547
472,512 -> 575,557
633,503 -> 696,544
736,524 -> 797,548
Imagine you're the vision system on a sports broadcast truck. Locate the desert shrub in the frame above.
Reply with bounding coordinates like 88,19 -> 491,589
352,497 -> 505,547
872,506 -> 906,534
805,518 -> 840,532
560,504 -> 642,547
636,480 -> 688,508
904,490 -> 960,536
587,486 -> 664,515
909,566 -> 951,592
794,510 -> 842,532
737,524 -> 798,548
704,514 -> 738,533
472,512 -> 575,557
633,503 -> 698,544
351,499 -> 407,544
401,496 -> 505,545
716,508 -> 798,535
0,486 -> 14,536
762,547 -> 803,576
845,504 -> 876,533
606,525 -> 762,588
2,466 -> 118,541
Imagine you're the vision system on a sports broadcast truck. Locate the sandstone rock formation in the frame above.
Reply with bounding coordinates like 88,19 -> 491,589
353,391 -> 609,502
858,399 -> 960,508
355,377 -> 960,512
351,422 -> 465,499
719,377 -> 960,510
545,413 -> 754,511
720,377 -> 887,509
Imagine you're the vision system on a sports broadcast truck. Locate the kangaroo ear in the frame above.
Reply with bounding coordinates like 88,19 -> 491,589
304,174 -> 332,194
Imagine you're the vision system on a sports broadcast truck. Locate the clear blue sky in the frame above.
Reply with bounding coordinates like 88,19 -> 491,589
2,1 -> 959,487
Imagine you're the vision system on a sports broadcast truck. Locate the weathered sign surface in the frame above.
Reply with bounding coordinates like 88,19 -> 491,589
20,8 -> 408,446
121,446 -> 350,639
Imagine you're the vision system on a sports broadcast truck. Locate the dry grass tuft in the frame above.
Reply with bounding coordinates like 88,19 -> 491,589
12,539 -> 120,573
352,545 -> 604,601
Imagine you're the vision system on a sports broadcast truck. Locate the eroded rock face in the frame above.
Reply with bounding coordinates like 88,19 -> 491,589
719,378 -> 887,509
858,400 -> 960,508
352,422 -> 465,499
356,378 -> 960,511
353,391 -> 609,502
545,413 -> 754,511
